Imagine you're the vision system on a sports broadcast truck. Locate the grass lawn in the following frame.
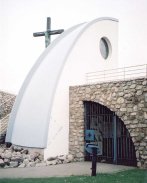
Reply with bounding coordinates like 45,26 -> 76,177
0,169 -> 146,183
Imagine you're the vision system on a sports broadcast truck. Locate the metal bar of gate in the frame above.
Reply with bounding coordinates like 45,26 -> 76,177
113,115 -> 117,164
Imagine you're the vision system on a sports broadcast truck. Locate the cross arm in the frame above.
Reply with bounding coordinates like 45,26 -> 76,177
33,29 -> 64,37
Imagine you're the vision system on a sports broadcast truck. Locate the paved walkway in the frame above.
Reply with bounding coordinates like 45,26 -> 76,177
0,162 -> 135,178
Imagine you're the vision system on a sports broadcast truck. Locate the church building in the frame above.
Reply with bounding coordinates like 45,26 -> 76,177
6,17 -> 147,168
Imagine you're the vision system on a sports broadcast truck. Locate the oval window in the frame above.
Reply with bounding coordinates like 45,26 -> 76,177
100,37 -> 109,59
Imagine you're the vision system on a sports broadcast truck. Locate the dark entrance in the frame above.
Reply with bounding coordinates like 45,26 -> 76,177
84,101 -> 137,166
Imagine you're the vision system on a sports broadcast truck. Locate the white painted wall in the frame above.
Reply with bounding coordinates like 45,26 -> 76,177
6,23 -> 87,147
44,19 -> 118,159
6,18 -> 118,160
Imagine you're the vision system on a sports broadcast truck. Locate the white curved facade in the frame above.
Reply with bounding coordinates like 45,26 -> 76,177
6,18 -> 118,159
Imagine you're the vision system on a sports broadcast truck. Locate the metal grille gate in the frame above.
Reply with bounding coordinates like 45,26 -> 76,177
84,101 -> 137,166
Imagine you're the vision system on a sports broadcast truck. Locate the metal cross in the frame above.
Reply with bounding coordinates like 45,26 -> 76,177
33,17 -> 64,48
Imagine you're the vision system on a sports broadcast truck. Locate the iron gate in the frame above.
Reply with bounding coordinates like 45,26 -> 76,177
84,101 -> 137,166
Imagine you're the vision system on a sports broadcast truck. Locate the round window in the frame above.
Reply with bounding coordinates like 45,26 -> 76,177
99,37 -> 110,59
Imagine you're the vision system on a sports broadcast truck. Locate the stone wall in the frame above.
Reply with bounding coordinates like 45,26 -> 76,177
0,145 -> 74,168
69,78 -> 147,168
0,91 -> 15,119
0,114 -> 10,143
0,91 -> 16,143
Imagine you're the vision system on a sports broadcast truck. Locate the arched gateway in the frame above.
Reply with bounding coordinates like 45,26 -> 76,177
84,101 -> 137,166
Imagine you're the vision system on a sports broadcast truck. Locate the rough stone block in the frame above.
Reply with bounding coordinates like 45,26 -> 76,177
9,161 -> 19,168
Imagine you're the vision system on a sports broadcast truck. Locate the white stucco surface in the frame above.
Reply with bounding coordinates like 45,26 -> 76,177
6,18 -> 118,159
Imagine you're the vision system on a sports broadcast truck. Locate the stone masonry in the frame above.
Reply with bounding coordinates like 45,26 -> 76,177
0,91 -> 16,143
69,78 -> 147,168
0,145 -> 74,168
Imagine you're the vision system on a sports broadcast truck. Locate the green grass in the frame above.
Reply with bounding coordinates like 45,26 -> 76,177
0,169 -> 146,183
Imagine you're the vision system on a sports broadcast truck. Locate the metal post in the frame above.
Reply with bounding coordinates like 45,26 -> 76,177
45,17 -> 51,47
45,32 -> 49,48
104,70 -> 105,81
113,115 -> 117,164
91,147 -> 97,176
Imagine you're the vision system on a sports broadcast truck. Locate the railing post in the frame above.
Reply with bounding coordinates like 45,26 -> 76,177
86,73 -> 88,84
146,64 -> 147,78
124,67 -> 125,80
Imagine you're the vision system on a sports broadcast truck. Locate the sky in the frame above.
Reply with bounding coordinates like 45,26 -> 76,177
0,0 -> 147,94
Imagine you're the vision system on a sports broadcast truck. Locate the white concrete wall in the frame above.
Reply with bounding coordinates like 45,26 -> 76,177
44,19 -> 118,159
6,18 -> 118,160
6,23 -> 87,147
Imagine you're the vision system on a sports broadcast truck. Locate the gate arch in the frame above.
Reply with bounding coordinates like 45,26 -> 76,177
84,101 -> 137,166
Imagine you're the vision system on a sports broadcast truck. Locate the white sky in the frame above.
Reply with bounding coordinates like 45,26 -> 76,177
0,0 -> 147,94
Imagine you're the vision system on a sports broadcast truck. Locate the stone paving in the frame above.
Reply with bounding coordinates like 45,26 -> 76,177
0,162 -> 135,178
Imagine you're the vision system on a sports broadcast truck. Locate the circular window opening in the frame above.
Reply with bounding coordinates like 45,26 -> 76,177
99,37 -> 110,59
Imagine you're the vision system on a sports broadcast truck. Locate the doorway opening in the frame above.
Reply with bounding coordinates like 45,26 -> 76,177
84,101 -> 137,166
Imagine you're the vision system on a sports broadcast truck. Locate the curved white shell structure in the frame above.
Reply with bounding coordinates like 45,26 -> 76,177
6,18 -> 118,159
